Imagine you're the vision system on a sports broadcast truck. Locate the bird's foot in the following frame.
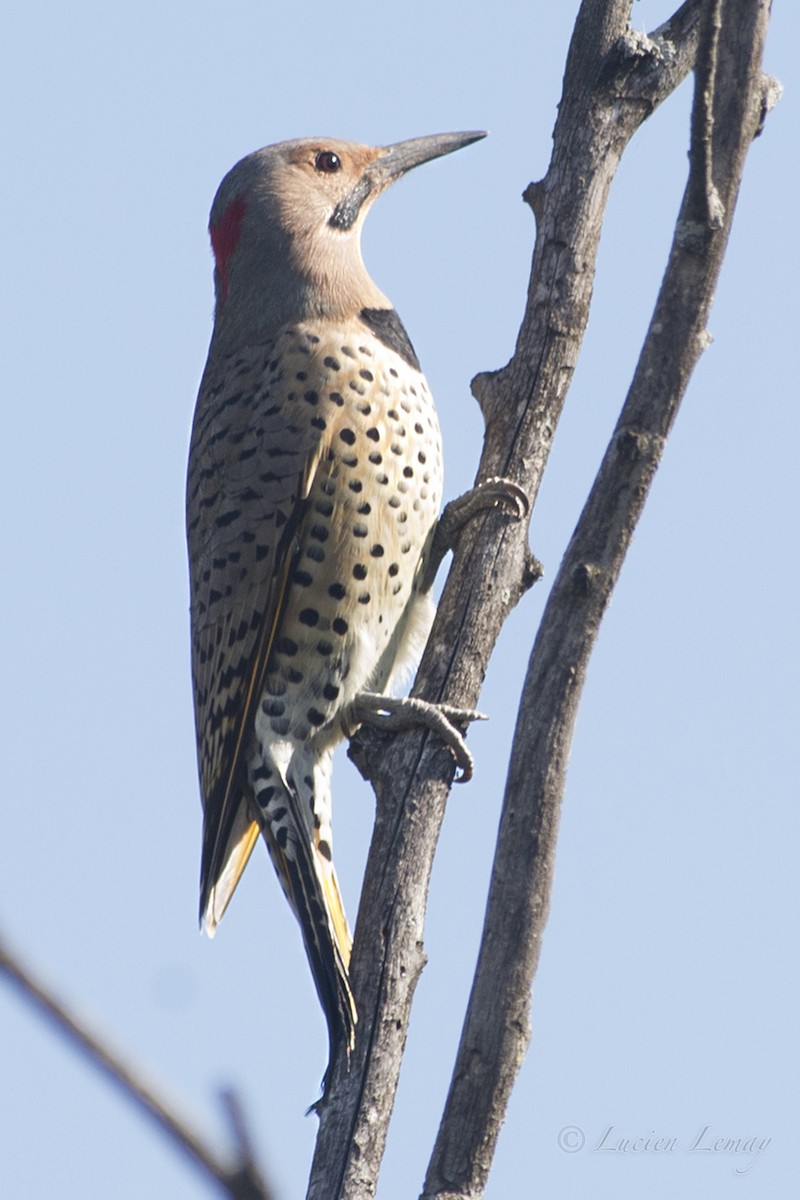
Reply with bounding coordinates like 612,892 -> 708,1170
422,476 -> 530,589
350,692 -> 486,783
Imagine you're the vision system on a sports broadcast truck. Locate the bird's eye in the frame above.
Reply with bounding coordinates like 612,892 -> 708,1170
315,150 -> 342,174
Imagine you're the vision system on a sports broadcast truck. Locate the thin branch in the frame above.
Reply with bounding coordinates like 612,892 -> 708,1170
306,2 -> 705,1198
422,2 -> 775,1197
0,931 -> 274,1200
688,0 -> 725,226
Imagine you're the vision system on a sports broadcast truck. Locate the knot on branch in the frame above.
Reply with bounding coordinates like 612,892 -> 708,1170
571,561 -> 604,595
523,549 -> 544,592
346,722 -> 389,784
614,28 -> 665,67
675,213 -> 719,253
522,179 -> 545,222
706,187 -> 726,230
471,369 -> 502,424
757,74 -> 783,137
614,426 -> 665,464
603,27 -> 669,103
603,1 -> 706,110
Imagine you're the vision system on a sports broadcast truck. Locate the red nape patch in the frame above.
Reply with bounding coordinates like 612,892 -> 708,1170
210,196 -> 246,305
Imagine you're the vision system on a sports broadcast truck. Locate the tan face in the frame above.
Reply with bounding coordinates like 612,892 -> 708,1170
269,139 -> 386,243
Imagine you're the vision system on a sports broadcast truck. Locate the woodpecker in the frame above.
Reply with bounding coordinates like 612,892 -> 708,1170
187,131 -> 486,1072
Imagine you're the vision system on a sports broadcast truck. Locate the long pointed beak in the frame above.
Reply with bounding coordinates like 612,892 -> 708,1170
329,131 -> 487,231
372,130 -> 487,185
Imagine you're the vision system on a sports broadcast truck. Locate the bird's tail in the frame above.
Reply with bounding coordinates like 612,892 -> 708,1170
252,743 -> 354,1076
266,816 -> 357,1071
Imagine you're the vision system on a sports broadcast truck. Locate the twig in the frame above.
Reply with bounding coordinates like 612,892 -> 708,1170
0,931 -> 274,1200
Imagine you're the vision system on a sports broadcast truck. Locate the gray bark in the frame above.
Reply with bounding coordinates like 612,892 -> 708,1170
305,1 -> 778,1197
422,5 -> 775,1194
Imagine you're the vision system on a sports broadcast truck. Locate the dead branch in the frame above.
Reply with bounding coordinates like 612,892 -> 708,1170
422,2 -> 774,1197
0,931 -> 274,1200
307,2 -> 718,1198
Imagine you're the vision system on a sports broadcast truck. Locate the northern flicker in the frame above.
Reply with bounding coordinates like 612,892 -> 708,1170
187,131 -> 486,1071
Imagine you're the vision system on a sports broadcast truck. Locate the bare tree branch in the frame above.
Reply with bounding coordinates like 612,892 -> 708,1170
0,931 -> 274,1200
4,4 -> 773,1199
307,3 -> 708,1198
422,2 -> 775,1197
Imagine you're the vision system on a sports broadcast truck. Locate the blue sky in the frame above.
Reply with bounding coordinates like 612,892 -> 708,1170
2,2 -> 797,1197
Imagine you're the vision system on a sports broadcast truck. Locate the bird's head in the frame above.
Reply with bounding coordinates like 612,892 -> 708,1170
206,131 -> 486,345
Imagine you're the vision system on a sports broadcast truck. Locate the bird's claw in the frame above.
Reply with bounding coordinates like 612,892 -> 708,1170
349,692 -> 486,782
423,476 -> 530,589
